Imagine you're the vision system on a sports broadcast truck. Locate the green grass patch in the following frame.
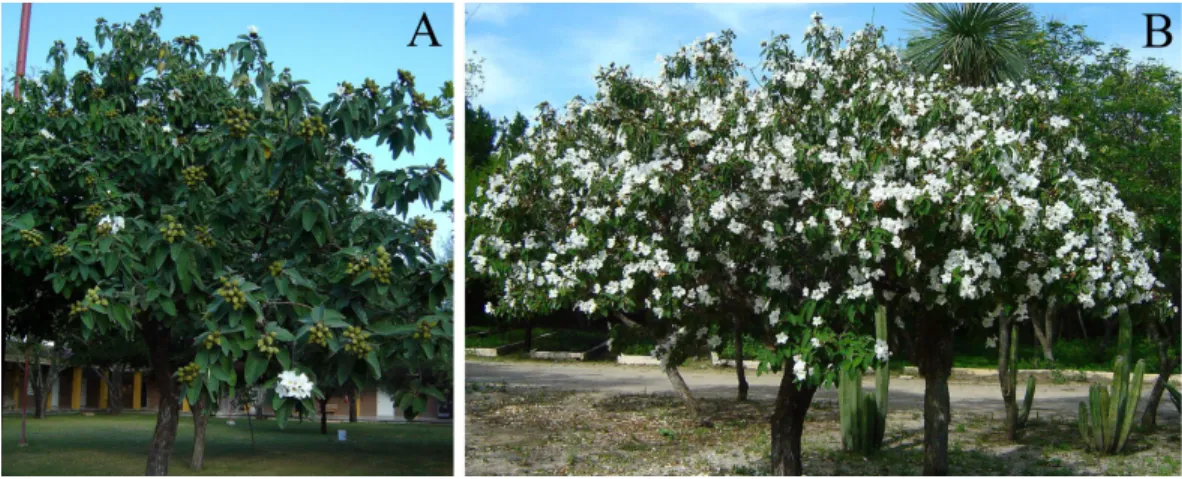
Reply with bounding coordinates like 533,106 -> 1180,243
2,412 -> 452,475
893,337 -> 1178,373
718,335 -> 769,361
532,330 -> 608,352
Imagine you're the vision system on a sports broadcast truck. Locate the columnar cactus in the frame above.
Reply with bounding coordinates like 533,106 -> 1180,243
1077,312 -> 1145,454
1008,324 -> 1036,428
839,306 -> 889,455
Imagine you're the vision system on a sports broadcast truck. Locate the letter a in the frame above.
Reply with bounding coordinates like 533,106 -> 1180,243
409,13 -> 442,47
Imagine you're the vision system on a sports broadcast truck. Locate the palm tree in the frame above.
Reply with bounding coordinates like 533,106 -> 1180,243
904,3 -> 1035,86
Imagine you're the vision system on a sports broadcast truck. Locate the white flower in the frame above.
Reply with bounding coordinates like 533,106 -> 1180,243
167,88 -> 183,102
874,339 -> 890,362
98,215 -> 125,235
776,332 -> 789,344
485,302 -> 495,315
39,128 -> 55,140
248,25 -> 259,35
707,335 -> 722,349
985,336 -> 998,349
162,125 -> 172,133
6,107 -> 14,115
810,337 -> 821,349
812,316 -> 823,326
274,370 -> 313,399
792,354 -> 808,381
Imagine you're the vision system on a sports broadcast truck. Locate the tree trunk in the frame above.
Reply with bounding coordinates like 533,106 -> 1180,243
770,361 -> 818,475
190,395 -> 209,471
94,367 -> 125,415
1141,320 -> 1179,429
734,315 -> 749,402
348,388 -> 358,423
997,317 -> 1018,442
1031,297 -> 1056,362
320,398 -> 329,435
664,365 -> 699,417
523,321 -> 534,351
33,385 -> 45,419
145,322 -> 179,476
916,314 -> 954,476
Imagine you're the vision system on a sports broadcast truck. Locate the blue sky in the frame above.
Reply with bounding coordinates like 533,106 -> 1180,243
468,3 -> 1182,120
1,3 -> 455,255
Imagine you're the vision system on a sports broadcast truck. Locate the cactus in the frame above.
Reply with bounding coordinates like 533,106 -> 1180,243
1018,374 -> 1037,426
839,306 -> 890,455
1008,323 -> 1036,428
1165,383 -> 1181,413
1077,311 -> 1145,454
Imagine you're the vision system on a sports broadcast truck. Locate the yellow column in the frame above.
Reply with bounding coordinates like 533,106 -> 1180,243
132,372 -> 142,410
46,387 -> 53,410
182,397 -> 190,412
98,376 -> 109,409
354,395 -> 361,417
72,367 -> 83,410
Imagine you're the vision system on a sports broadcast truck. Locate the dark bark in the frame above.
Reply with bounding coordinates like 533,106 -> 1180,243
915,314 -> 954,476
1031,297 -> 1056,362
997,317 -> 1018,442
320,398 -> 329,435
734,315 -> 749,402
664,365 -> 699,417
347,388 -> 358,423
523,321 -> 534,351
145,321 -> 179,476
770,362 -> 818,476
1141,320 -> 1179,429
190,395 -> 209,471
33,385 -> 45,419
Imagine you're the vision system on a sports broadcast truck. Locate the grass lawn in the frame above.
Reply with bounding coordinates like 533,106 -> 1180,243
2,412 -> 452,476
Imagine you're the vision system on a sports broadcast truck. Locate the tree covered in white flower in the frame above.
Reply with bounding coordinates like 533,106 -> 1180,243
470,14 -> 1159,476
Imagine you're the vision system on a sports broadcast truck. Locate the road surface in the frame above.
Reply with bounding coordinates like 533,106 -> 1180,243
467,359 -> 1178,421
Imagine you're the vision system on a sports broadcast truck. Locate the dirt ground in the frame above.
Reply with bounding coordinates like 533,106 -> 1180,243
465,360 -> 1182,476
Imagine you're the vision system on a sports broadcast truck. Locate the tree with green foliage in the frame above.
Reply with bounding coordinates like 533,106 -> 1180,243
904,3 -> 1035,86
1018,18 -> 1181,429
2,9 -> 452,475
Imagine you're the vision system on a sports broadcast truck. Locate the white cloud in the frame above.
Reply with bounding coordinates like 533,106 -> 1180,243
566,17 -> 668,82
468,33 -> 544,114
466,3 -> 527,26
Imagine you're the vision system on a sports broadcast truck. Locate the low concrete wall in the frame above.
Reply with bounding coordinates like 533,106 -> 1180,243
466,333 -> 554,357
710,352 -> 761,370
616,354 -> 662,366
530,340 -> 610,361
899,366 -> 1166,384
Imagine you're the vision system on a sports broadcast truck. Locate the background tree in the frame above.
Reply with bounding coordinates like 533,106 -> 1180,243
2,9 -> 452,475
1019,19 -> 1181,427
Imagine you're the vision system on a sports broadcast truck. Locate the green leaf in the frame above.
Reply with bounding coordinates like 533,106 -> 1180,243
159,297 -> 177,317
301,208 -> 317,232
245,352 -> 267,385
365,350 -> 382,379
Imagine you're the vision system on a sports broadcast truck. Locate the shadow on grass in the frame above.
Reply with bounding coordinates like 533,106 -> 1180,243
2,413 -> 452,476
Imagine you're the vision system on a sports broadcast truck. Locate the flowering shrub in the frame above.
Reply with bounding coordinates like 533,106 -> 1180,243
469,14 -> 1160,474
1,9 -> 452,474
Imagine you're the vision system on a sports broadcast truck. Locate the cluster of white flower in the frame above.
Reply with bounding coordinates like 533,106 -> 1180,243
274,371 -> 313,399
98,215 -> 126,235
